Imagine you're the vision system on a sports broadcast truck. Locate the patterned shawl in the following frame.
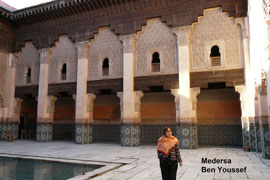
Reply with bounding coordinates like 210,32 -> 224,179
157,136 -> 179,157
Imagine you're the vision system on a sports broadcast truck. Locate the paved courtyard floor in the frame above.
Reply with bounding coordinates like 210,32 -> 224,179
0,141 -> 270,180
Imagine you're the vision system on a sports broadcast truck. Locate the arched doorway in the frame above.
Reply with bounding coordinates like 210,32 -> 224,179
197,87 -> 242,146
140,90 -> 176,144
93,93 -> 121,143
53,96 -> 75,141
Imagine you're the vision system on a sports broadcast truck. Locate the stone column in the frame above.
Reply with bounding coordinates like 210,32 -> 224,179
75,93 -> 96,144
235,85 -> 250,151
74,42 -> 96,144
258,72 -> 270,158
36,48 -> 56,142
118,34 -> 142,147
254,86 -> 262,152
173,26 -> 195,149
12,98 -> 23,140
1,53 -> 18,141
117,91 -> 143,147
190,87 -> 201,149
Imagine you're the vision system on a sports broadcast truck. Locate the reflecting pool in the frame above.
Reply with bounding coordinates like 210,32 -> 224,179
0,156 -> 101,180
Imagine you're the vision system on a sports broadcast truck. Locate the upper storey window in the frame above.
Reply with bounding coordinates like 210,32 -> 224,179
151,52 -> 160,72
26,68 -> 31,83
102,58 -> 109,76
61,63 -> 67,80
210,46 -> 221,66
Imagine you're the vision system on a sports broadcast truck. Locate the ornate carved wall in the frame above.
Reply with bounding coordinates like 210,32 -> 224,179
88,28 -> 123,81
0,51 -> 8,106
135,18 -> 177,76
49,36 -> 77,84
190,8 -> 244,72
16,42 -> 40,86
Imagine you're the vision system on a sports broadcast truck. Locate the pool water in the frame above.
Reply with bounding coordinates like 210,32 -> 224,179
0,157 -> 101,180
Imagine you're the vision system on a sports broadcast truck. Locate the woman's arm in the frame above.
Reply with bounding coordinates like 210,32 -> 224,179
175,144 -> 183,166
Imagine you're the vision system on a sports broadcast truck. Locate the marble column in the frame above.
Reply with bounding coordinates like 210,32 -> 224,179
235,85 -> 250,151
74,42 -> 96,144
36,48 -> 56,142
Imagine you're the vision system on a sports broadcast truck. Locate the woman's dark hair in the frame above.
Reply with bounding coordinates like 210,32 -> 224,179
163,126 -> 173,135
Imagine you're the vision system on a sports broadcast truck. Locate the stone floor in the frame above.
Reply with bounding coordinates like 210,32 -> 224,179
0,141 -> 270,180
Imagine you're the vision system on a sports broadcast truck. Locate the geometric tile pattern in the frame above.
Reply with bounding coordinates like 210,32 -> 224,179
249,123 -> 257,151
75,123 -> 93,144
178,123 -> 192,149
0,122 -> 5,141
198,125 -> 242,146
53,123 -> 75,141
255,122 -> 262,152
140,124 -> 176,144
0,122 -> 19,141
121,124 -> 140,147
242,123 -> 250,150
191,123 -> 197,149
260,122 -> 270,159
93,124 -> 120,142
36,123 -> 53,142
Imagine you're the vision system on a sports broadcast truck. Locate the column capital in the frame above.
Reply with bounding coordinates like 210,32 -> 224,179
173,26 -> 192,46
86,93 -> 96,113
47,96 -> 57,113
117,92 -> 123,119
75,41 -> 89,60
134,91 -> 144,113
170,89 -> 180,103
72,94 -> 76,101
120,34 -> 136,53
190,87 -> 200,110
258,71 -> 267,95
14,98 -> 23,114
235,85 -> 247,101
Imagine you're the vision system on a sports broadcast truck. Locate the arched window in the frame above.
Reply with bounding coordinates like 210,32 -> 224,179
151,52 -> 160,72
26,68 -> 31,83
61,63 -> 67,80
102,58 -> 109,76
210,46 -> 221,66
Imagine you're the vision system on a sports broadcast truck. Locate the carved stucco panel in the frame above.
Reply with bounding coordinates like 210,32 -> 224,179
88,28 -> 123,80
16,42 -> 40,86
191,8 -> 244,71
135,18 -> 177,76
49,36 -> 77,83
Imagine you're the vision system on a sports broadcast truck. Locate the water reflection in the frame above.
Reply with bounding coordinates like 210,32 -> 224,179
0,157 -> 101,180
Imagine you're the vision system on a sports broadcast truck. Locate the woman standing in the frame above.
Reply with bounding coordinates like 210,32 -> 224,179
157,126 -> 183,180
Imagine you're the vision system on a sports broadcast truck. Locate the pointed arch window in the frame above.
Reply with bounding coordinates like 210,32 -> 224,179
26,68 -> 31,83
151,52 -> 160,72
210,46 -> 221,66
61,63 -> 67,80
102,58 -> 109,76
